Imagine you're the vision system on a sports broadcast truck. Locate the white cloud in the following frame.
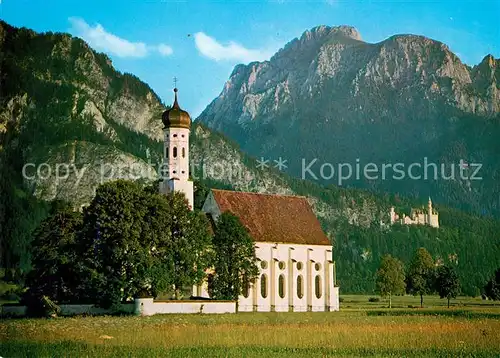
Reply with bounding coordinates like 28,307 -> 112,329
69,17 -> 173,58
157,44 -> 174,57
194,32 -> 274,63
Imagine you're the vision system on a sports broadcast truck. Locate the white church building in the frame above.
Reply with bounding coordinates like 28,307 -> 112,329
160,88 -> 340,312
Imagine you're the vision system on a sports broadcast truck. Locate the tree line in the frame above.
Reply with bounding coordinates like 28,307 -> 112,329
376,247 -> 500,308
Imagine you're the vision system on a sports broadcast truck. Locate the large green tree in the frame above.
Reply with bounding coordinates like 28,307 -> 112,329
406,247 -> 436,308
162,191 -> 212,299
210,212 -> 258,300
23,202 -> 83,305
375,254 -> 406,308
435,264 -> 461,308
80,180 -> 211,307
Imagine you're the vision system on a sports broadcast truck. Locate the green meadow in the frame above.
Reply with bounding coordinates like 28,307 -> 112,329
1,295 -> 500,357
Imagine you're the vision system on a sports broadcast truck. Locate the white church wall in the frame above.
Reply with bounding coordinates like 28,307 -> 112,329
243,242 -> 339,312
201,191 -> 221,219
136,299 -> 236,316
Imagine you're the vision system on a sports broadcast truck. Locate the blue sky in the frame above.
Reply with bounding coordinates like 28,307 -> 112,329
2,0 -> 499,117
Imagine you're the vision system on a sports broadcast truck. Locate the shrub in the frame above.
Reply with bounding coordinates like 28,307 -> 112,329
339,297 -> 344,303
368,297 -> 380,302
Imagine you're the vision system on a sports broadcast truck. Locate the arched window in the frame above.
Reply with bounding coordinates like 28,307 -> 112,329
242,276 -> 250,298
278,274 -> 286,298
260,274 -> 267,298
297,275 -> 304,299
182,147 -> 185,158
315,275 -> 322,298
165,146 -> 169,158
173,147 -> 177,158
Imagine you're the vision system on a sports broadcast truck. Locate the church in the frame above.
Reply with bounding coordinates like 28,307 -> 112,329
160,88 -> 340,312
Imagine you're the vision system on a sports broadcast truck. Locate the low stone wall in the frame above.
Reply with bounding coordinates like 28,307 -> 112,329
1,299 -> 237,317
135,298 -> 237,316
1,303 -> 134,317
1,304 -> 27,317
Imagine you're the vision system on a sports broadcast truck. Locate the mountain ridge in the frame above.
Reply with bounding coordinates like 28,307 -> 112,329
198,24 -> 500,217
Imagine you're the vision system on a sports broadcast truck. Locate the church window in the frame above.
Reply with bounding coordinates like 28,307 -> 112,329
173,147 -> 177,158
278,274 -> 286,298
297,275 -> 304,299
173,134 -> 178,138
315,275 -> 322,298
260,274 -> 267,298
315,263 -> 321,271
182,147 -> 185,158
181,134 -> 185,138
296,262 -> 303,271
278,261 -> 286,270
165,146 -> 169,158
173,170 -> 176,174
260,261 -> 268,270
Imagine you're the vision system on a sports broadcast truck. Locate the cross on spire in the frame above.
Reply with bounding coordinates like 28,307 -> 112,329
173,76 -> 178,88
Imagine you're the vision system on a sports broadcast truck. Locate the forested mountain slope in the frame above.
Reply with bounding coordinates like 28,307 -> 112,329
1,21 -> 499,295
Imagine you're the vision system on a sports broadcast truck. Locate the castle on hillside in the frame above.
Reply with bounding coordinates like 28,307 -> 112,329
389,197 -> 439,228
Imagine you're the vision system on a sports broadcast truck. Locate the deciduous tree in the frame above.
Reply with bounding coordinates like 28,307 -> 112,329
375,254 -> 406,308
23,201 -> 83,310
435,264 -> 460,308
210,212 -> 258,300
406,247 -> 436,308
80,180 -> 211,307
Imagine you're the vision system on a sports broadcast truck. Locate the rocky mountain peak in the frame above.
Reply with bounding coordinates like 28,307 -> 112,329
303,25 -> 362,42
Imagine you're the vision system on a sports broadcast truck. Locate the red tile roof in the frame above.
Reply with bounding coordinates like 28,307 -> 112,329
211,189 -> 330,246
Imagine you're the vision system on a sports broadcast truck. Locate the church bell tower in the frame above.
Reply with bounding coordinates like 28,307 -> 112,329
160,88 -> 194,210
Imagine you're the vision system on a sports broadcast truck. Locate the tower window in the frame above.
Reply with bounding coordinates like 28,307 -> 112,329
165,147 -> 169,158
173,147 -> 177,158
181,134 -> 185,138
182,147 -> 185,158
173,134 -> 178,138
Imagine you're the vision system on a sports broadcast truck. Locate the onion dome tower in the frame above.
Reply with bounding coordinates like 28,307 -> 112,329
159,88 -> 193,210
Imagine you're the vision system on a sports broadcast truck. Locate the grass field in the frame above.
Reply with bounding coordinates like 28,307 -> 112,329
1,295 -> 500,357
